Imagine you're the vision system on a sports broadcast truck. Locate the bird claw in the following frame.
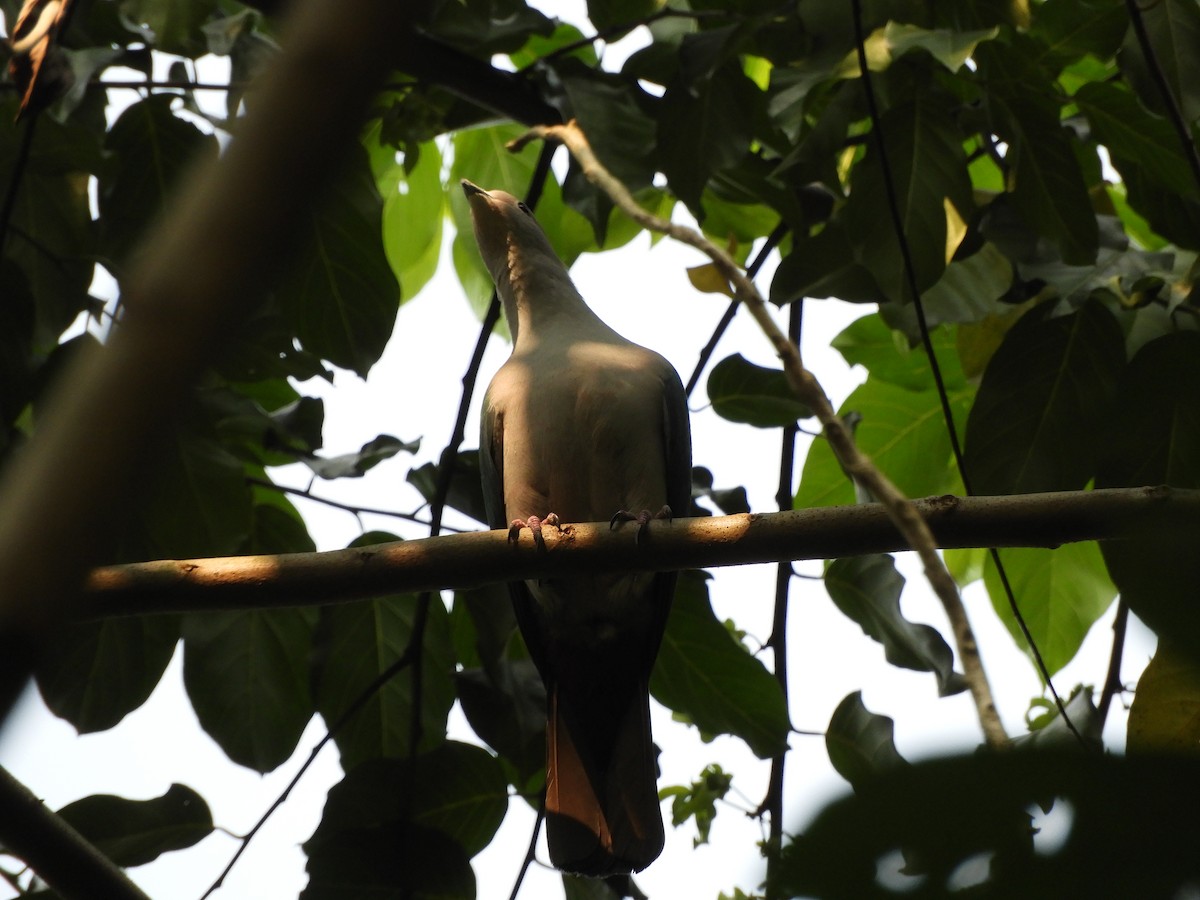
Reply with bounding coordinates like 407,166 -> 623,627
508,513 -> 560,550
609,505 -> 672,545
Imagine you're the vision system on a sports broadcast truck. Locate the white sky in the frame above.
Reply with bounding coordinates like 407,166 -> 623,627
0,4 -> 1157,899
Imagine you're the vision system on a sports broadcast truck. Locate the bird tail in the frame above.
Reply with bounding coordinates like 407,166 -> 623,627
544,680 -> 665,876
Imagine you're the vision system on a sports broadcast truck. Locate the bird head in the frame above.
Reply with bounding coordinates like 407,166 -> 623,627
461,180 -> 563,288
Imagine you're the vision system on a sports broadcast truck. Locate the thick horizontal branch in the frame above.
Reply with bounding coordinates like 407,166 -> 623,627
83,486 -> 1192,618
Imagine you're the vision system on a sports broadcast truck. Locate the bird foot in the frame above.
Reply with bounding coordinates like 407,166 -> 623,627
508,513 -> 561,550
609,505 -> 672,545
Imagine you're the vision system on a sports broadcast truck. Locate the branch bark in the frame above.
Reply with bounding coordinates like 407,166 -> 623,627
81,486 -> 1194,618
0,765 -> 150,900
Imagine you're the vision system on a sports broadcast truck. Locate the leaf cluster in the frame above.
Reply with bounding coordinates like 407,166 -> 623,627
2,0 -> 1200,897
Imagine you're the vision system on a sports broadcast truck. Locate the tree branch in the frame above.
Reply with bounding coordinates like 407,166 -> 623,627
80,487 -> 1193,618
0,0 -> 432,722
0,765 -> 150,900
506,119 -> 1009,746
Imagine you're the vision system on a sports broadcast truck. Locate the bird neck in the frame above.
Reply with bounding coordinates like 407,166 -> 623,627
500,246 -> 596,347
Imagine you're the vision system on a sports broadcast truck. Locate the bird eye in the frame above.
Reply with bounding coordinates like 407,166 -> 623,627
517,201 -> 533,215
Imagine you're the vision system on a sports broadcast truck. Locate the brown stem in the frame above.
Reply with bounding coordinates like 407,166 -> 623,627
0,0 -> 433,722
81,486 -> 1196,618
0,765 -> 150,900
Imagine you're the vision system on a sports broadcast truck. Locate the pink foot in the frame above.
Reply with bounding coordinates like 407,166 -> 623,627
508,513 -> 560,550
609,505 -> 672,545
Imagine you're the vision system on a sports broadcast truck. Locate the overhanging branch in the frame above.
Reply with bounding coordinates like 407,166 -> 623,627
83,486 -> 1192,618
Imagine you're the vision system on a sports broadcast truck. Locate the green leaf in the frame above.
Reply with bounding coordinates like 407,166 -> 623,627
57,784 -> 213,867
312,579 -> 456,771
1075,81 -> 1199,201
706,353 -> 812,427
563,874 -> 624,900
406,450 -> 489,525
1118,156 -> 1200,250
586,0 -> 656,32
690,467 -> 751,516
425,0 -> 553,55
99,95 -> 218,267
965,300 -> 1125,495
118,0 -> 217,56
841,91 -> 974,302
882,243 -> 1015,340
650,572 -> 789,758
379,139 -> 445,303
825,691 -> 908,792
36,617 -> 180,733
848,22 -> 999,74
303,434 -> 417,480
278,147 -> 400,378
776,753 -> 1200,898
1098,332 -> 1200,654
119,415 -> 254,561
1030,0 -> 1128,67
509,22 -> 598,68
657,63 -> 759,214
984,541 -> 1116,675
832,314 -> 967,392
1119,0 -> 1200,125
1128,641 -> 1200,755
303,822 -> 473,900
945,547 -> 987,587
976,41 -> 1099,264
796,378 -> 972,509
663,763 -> 732,847
247,496 -> 316,555
1013,689 -> 1102,749
771,222 -> 885,305
558,69 -> 659,242
0,105 -> 96,344
826,556 -> 966,697
182,608 -> 318,773
455,660 -> 546,785
307,742 -> 508,859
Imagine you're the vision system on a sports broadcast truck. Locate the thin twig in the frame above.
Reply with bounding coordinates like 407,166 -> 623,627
849,0 -> 1060,747
683,222 -> 788,399
507,120 -> 1009,746
198,635 -> 421,899
533,6 -> 735,68
507,801 -> 545,900
1097,596 -> 1130,729
762,298 -> 802,899
247,477 -> 454,530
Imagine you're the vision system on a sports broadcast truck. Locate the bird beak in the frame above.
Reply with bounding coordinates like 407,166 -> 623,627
461,179 -> 486,198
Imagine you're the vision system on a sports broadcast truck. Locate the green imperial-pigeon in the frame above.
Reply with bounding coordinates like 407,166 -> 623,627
463,180 -> 691,876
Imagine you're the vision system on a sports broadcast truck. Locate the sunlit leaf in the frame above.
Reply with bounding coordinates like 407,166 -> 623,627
1128,641 -> 1200,755
984,541 -> 1116,675
707,353 -> 811,427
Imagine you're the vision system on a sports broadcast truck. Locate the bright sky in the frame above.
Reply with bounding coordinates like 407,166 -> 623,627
0,3 -> 1156,899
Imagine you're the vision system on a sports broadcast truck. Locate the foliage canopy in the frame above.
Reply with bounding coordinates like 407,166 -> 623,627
2,0 -> 1200,897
